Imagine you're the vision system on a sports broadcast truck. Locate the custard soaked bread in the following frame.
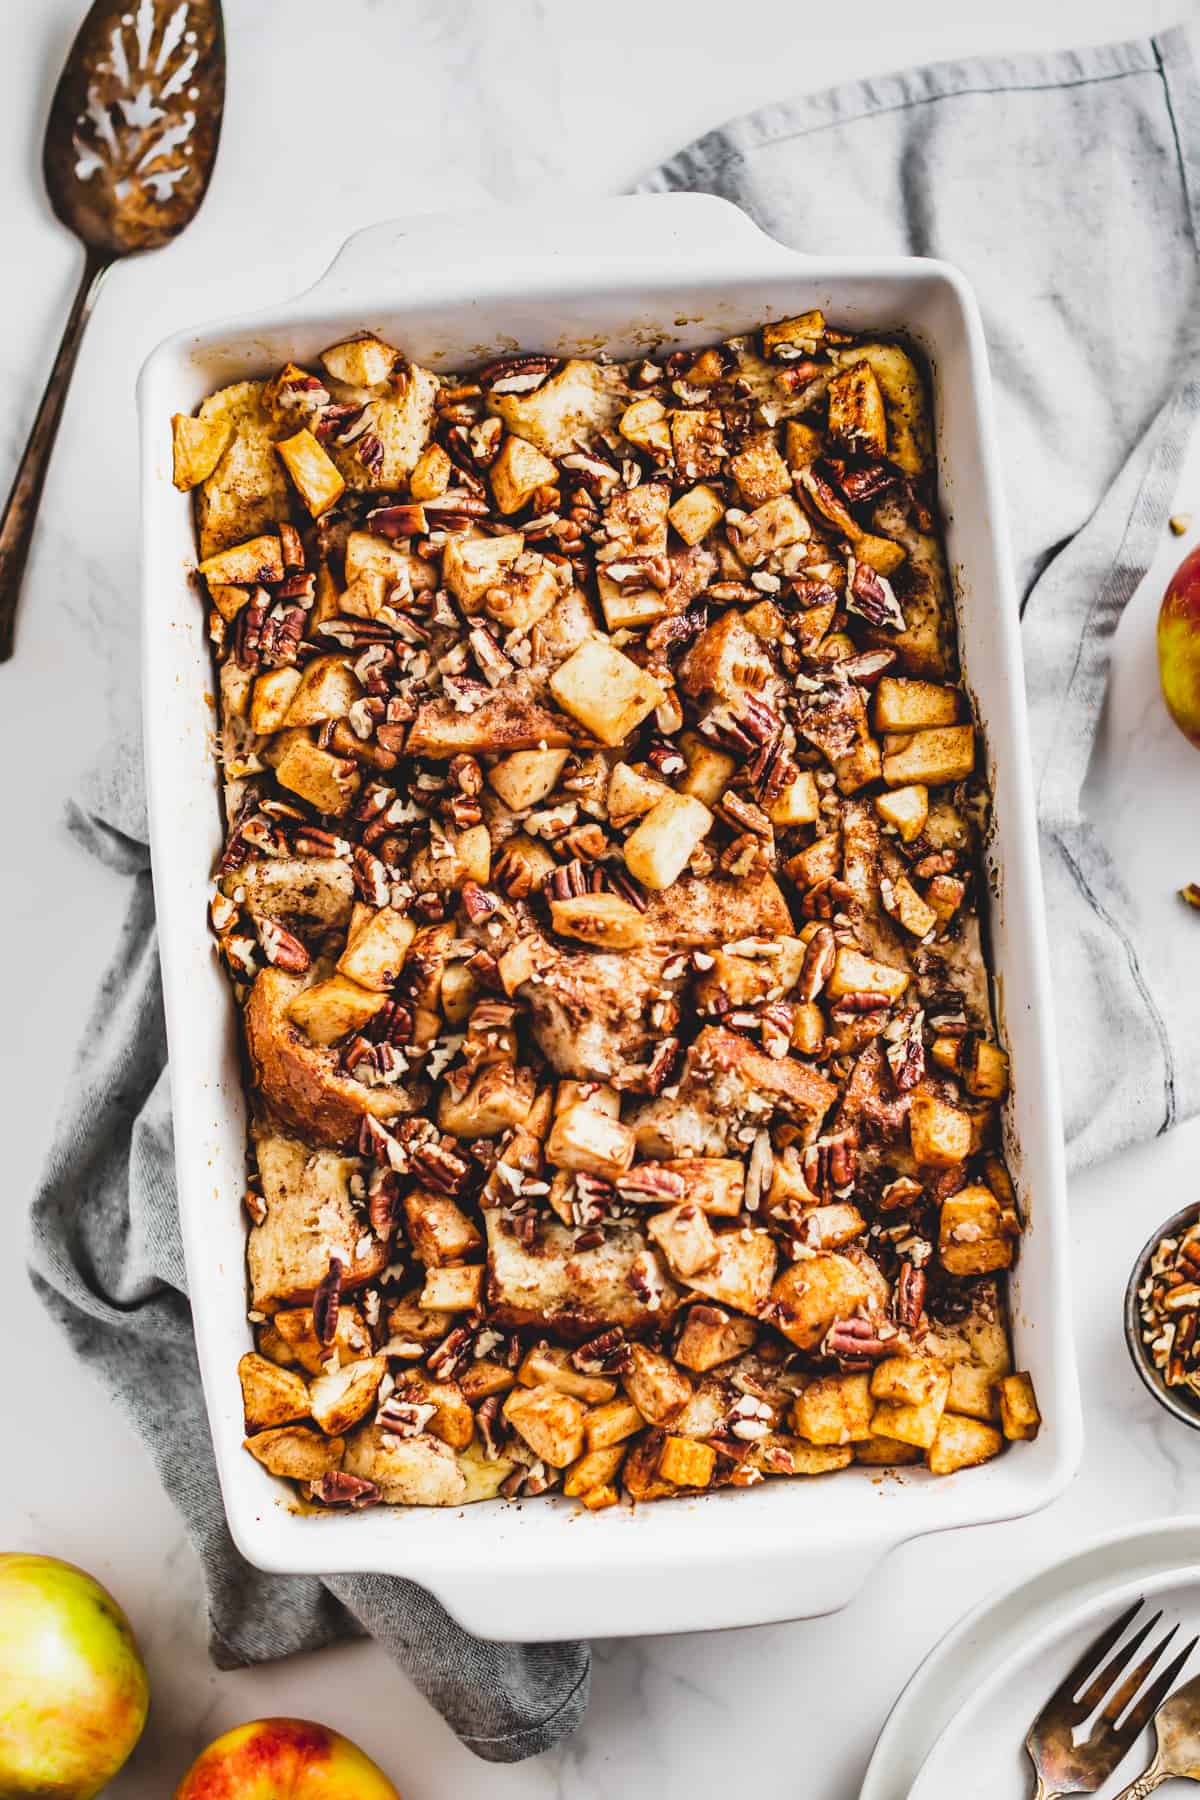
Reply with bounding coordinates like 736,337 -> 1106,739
182,316 -> 1038,1513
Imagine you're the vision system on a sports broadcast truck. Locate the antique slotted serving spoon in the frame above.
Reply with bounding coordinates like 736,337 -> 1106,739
0,0 -> 225,660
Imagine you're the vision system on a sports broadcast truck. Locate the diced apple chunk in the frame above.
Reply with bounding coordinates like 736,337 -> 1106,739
549,894 -> 648,950
276,428 -> 346,517
502,1383 -> 586,1467
883,724 -> 975,788
517,1346 -> 616,1406
677,732 -> 737,806
939,1185 -> 1016,1275
172,413 -> 232,490
765,771 -> 819,827
623,792 -> 712,891
926,1412 -> 1004,1475
409,442 -> 452,501
487,748 -> 569,811
875,784 -> 929,843
874,677 -> 959,732
245,1426 -> 343,1480
309,1356 -> 386,1435
668,484 -> 725,547
546,1104 -> 636,1181
490,435 -> 558,514
273,736 -> 361,815
647,1204 -> 719,1280
283,655 -> 361,728
549,637 -> 664,746
442,532 -> 524,611
657,1435 -> 716,1488
769,1254 -> 873,1350
607,761 -> 670,825
883,873 -> 938,939
827,948 -> 910,1001
998,1372 -> 1041,1441
198,534 -> 283,586
793,1372 -> 875,1446
438,1061 -> 536,1137
403,1190 -> 482,1266
287,974 -> 384,1045
729,435 -> 791,507
585,1399 -> 647,1450
321,335 -> 398,389
963,1038 -> 1010,1100
620,396 -> 672,458
731,494 -> 809,567
623,1345 -> 692,1426
909,1093 -> 973,1167
250,667 -> 302,735
419,1265 -> 485,1311
238,1352 -> 310,1431
673,1304 -> 757,1372
336,907 -> 415,991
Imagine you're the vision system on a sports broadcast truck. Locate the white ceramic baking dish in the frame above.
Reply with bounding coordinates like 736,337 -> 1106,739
138,192 -> 1081,1642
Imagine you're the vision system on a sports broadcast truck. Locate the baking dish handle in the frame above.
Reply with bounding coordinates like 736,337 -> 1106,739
308,192 -> 808,304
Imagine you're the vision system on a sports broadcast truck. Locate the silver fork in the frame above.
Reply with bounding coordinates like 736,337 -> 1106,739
1025,1598 -> 1197,1797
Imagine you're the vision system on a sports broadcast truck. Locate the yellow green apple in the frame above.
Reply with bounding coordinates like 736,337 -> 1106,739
0,1552 -> 149,1797
174,1718 -> 402,1798
1158,544 -> 1200,747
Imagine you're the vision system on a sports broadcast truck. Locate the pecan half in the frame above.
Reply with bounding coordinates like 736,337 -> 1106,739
312,1258 -> 344,1347
309,1471 -> 381,1509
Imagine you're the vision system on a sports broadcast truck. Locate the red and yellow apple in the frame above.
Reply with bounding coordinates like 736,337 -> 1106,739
0,1552 -> 149,1797
174,1718 -> 402,1798
1158,543 -> 1200,746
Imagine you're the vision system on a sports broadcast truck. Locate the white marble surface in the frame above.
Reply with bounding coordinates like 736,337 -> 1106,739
4,0 -> 1200,1794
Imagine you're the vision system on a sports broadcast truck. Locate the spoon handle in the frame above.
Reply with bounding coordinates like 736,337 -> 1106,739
0,246 -> 111,662
1110,1761 -> 1171,1798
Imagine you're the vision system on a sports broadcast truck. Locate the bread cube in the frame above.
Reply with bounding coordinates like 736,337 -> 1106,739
419,1264 -> 485,1311
664,1158 -> 745,1217
963,1038 -> 1010,1100
283,655 -> 362,728
623,793 -> 713,891
729,435 -> 792,507
273,736 -> 361,816
998,1372 -> 1041,1441
731,494 -> 809,567
172,412 -> 232,490
875,784 -> 929,843
623,1344 -> 692,1426
503,1383 -> 586,1468
546,1103 -> 636,1180
826,359 -> 888,457
409,441 -> 453,501
647,1204 -> 719,1280
238,1352 -> 311,1432
390,1372 -> 475,1450
460,1359 -> 517,1403
442,532 -> 524,611
549,894 -> 648,950
309,1356 -> 386,1435
871,1355 -> 951,1412
870,1399 -> 944,1450
787,834 -> 841,889
766,772 -> 820,827
549,637 -> 664,746
883,724 -> 975,788
275,428 -> 346,517
321,335 -> 398,389
344,529 -> 436,590
384,1291 -> 453,1348
342,1424 -> 466,1505
403,1190 -> 482,1267
657,1435 -> 717,1489
490,435 -> 558,514
250,667 -> 303,735
926,1412 -> 1004,1476
596,572 -> 669,631
769,1254 -> 874,1350
793,1372 -> 875,1446
749,1440 -> 854,1478
517,1346 -> 617,1406
827,947 -> 910,1001
677,731 -> 737,806
336,907 -> 415,991
439,1061 -> 536,1138
245,1425 -> 343,1481
488,359 -> 622,456
585,1399 -> 646,1451
909,1093 -> 973,1167
874,677 -> 959,732
272,1301 -> 370,1374
684,1229 -> 777,1317
938,1185 -> 1016,1276
668,483 -> 725,546
198,534 -> 284,586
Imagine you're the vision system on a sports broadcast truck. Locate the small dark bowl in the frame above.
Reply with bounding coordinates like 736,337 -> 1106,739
1125,1200 -> 1200,1431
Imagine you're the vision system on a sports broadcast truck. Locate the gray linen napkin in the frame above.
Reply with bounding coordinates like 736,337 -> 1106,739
640,22 -> 1200,1170
27,19 -> 1200,1763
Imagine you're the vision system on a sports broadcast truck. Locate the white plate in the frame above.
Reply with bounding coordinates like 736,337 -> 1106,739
862,1516 -> 1200,1799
